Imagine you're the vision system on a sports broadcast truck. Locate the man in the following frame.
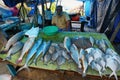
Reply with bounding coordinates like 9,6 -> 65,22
52,5 -> 70,31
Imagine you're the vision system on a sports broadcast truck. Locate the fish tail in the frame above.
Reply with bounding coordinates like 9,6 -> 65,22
82,72 -> 86,77
33,58 -> 37,66
2,56 -> 11,61
17,64 -> 30,73
109,72 -> 118,80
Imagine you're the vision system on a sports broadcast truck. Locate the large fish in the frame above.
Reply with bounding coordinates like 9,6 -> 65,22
16,37 -> 35,64
70,44 -> 82,70
105,55 -> 120,80
64,37 -> 72,53
32,41 -> 46,65
79,49 -> 88,77
1,31 -> 25,53
17,38 -> 42,72
3,41 -> 24,60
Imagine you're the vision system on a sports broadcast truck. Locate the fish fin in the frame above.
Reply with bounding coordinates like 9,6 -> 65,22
99,71 -> 102,78
17,64 -> 30,73
109,72 -> 118,80
82,73 -> 86,77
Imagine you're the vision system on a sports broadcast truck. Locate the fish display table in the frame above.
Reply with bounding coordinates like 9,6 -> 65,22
0,31 -> 120,79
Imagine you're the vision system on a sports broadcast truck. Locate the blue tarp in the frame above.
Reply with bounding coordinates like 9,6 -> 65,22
112,10 -> 120,42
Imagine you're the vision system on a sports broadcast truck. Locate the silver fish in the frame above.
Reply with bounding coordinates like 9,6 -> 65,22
2,31 -> 25,52
51,51 -> 59,61
56,55 -> 66,66
61,50 -> 70,60
91,60 -> 103,77
105,56 -> 120,80
89,36 -> 95,46
86,54 -> 94,65
4,41 -> 24,60
44,53 -> 52,64
70,44 -> 82,69
64,37 -> 71,53
16,37 -> 35,64
79,49 -> 88,77
96,39 -> 108,52
48,45 -> 56,54
42,41 -> 52,59
33,41 -> 45,65
95,58 -> 106,72
17,38 -> 42,72
92,48 -> 104,60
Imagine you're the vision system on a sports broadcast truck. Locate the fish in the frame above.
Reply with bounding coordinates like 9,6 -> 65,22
42,41 -> 52,60
56,54 -> 66,69
3,41 -> 24,61
32,41 -> 46,65
91,60 -> 103,77
1,31 -> 25,53
61,50 -> 70,60
79,49 -> 88,77
17,38 -> 42,72
105,56 -> 120,80
92,48 -> 104,60
51,51 -> 59,62
16,37 -> 35,64
43,52 -> 52,64
25,27 -> 40,38
70,44 -> 82,69
86,53 -> 94,65
96,39 -> 108,52
48,45 -> 56,54
95,58 -> 106,72
89,36 -> 95,46
64,37 -> 72,53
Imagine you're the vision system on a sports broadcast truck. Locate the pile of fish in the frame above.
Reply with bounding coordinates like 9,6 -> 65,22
1,29 -> 120,80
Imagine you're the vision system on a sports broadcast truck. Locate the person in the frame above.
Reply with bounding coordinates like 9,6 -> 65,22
52,5 -> 70,31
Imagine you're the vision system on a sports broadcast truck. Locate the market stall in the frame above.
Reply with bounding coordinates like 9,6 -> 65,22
0,30 -> 120,80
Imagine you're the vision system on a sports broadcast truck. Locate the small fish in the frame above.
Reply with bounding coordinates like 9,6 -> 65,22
89,36 -> 95,46
96,39 -> 108,52
61,50 -> 70,60
16,37 -> 35,64
95,58 -> 106,72
56,55 -> 66,66
32,41 -> 45,65
92,48 -> 104,60
91,60 -> 103,77
64,37 -> 72,53
44,53 -> 52,64
1,31 -> 25,53
70,44 -> 82,69
79,49 -> 88,77
42,41 -> 52,59
86,53 -> 94,65
48,45 -> 56,54
105,56 -> 120,80
17,38 -> 42,72
3,41 -> 24,60
51,51 -> 59,62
